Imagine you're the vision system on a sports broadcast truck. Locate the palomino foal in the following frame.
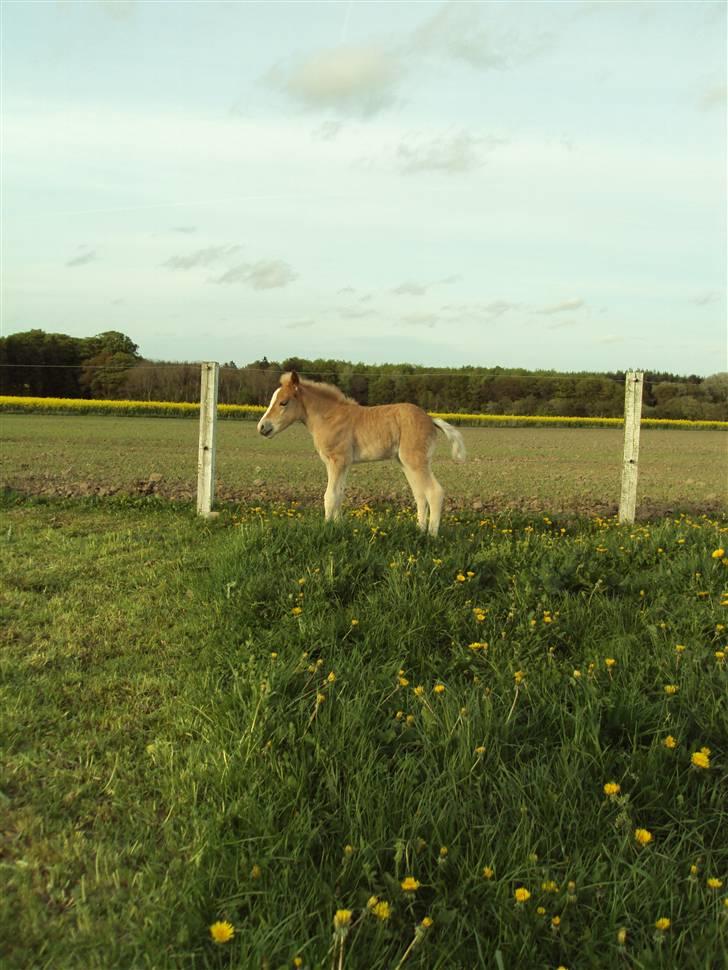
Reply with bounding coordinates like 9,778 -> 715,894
257,371 -> 466,536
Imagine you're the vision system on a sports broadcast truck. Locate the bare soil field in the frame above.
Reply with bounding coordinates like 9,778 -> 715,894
1,413 -> 726,516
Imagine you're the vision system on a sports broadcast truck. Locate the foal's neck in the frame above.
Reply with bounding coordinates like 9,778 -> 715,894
300,386 -> 347,431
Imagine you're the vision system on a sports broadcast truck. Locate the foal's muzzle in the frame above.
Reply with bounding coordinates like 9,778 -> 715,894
257,419 -> 274,438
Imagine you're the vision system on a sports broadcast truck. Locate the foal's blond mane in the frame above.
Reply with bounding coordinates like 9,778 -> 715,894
283,373 -> 356,405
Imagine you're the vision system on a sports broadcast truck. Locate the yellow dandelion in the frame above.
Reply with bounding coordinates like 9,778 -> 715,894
456,573 -> 466,582
635,828 -> 653,846
350,618 -> 359,626
293,958 -> 303,968
327,671 -> 336,684
712,548 -> 725,559
400,876 -> 420,892
372,900 -> 391,920
663,684 -> 679,695
663,735 -> 677,749
690,864 -> 699,877
605,657 -> 617,669
316,692 -> 326,704
433,684 -> 446,694
617,927 -> 627,946
250,864 -> 262,879
655,917 -> 670,931
514,887 -> 531,903
413,685 -> 425,697
333,909 -> 352,930
291,606 -> 303,616
551,915 -> 561,928
541,880 -> 559,893
707,877 -> 723,889
603,782 -> 621,797
482,866 -> 494,879
209,921 -> 235,944
691,750 -> 711,769
514,670 -> 525,685
399,676 -> 410,686
421,916 -> 433,928
475,745 -> 486,756
536,906 -> 546,916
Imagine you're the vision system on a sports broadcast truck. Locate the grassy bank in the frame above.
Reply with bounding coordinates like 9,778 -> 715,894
1,495 -> 726,969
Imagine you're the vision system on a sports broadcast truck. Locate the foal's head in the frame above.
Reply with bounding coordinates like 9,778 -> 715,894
257,371 -> 305,438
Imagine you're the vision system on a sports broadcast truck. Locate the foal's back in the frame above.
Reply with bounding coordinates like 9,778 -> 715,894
349,401 -> 436,464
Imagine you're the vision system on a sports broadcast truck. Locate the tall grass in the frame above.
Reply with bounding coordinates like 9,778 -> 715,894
2,498 -> 726,969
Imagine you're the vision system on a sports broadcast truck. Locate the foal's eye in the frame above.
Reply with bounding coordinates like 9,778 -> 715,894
280,400 -> 288,407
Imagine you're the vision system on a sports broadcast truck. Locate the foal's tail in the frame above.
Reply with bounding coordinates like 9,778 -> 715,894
433,418 -> 467,462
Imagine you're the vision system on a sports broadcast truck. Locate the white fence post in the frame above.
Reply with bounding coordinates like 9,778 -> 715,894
618,371 -> 644,525
197,361 -> 219,517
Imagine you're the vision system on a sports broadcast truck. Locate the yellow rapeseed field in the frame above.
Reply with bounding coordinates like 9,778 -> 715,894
1,395 -> 726,430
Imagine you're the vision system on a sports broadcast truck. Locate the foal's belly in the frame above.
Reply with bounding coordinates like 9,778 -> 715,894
352,442 -> 399,463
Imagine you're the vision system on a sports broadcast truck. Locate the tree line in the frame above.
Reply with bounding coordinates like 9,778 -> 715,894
1,329 -> 726,420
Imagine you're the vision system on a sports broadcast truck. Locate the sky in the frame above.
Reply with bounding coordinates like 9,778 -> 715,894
2,0 -> 726,375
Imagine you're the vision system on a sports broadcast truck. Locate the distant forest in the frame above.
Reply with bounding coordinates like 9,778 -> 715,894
1,329 -> 727,421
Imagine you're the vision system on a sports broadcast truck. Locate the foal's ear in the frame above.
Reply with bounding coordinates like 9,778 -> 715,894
289,370 -> 300,387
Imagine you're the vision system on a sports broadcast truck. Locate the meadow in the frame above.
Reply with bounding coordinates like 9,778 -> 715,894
1,493 -> 726,970
1,413 -> 726,516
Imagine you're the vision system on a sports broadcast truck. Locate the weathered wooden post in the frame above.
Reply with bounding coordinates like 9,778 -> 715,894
618,371 -> 644,525
197,361 -> 219,517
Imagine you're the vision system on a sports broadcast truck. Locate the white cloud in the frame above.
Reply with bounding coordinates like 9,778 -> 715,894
700,83 -> 727,110
338,306 -> 374,319
537,298 -> 585,315
164,245 -> 241,270
411,2 -> 509,70
96,0 -> 135,19
392,281 -> 428,295
690,291 -> 722,306
66,248 -> 96,267
270,44 -> 402,117
214,259 -> 298,289
441,300 -> 519,320
285,318 -> 316,329
313,120 -> 345,141
410,1 -> 553,71
401,312 -> 438,328
397,131 -> 498,175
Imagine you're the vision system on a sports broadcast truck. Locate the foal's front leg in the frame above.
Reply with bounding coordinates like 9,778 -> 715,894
323,458 -> 349,522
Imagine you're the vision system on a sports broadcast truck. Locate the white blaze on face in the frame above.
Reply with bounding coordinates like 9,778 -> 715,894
257,387 -> 280,436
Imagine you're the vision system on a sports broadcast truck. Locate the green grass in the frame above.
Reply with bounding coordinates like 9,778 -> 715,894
1,413 -> 727,515
1,495 -> 727,969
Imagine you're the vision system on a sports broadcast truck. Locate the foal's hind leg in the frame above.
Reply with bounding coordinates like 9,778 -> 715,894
401,462 -> 429,532
424,473 -> 444,537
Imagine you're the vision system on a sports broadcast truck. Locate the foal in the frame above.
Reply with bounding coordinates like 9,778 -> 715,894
257,371 -> 466,536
